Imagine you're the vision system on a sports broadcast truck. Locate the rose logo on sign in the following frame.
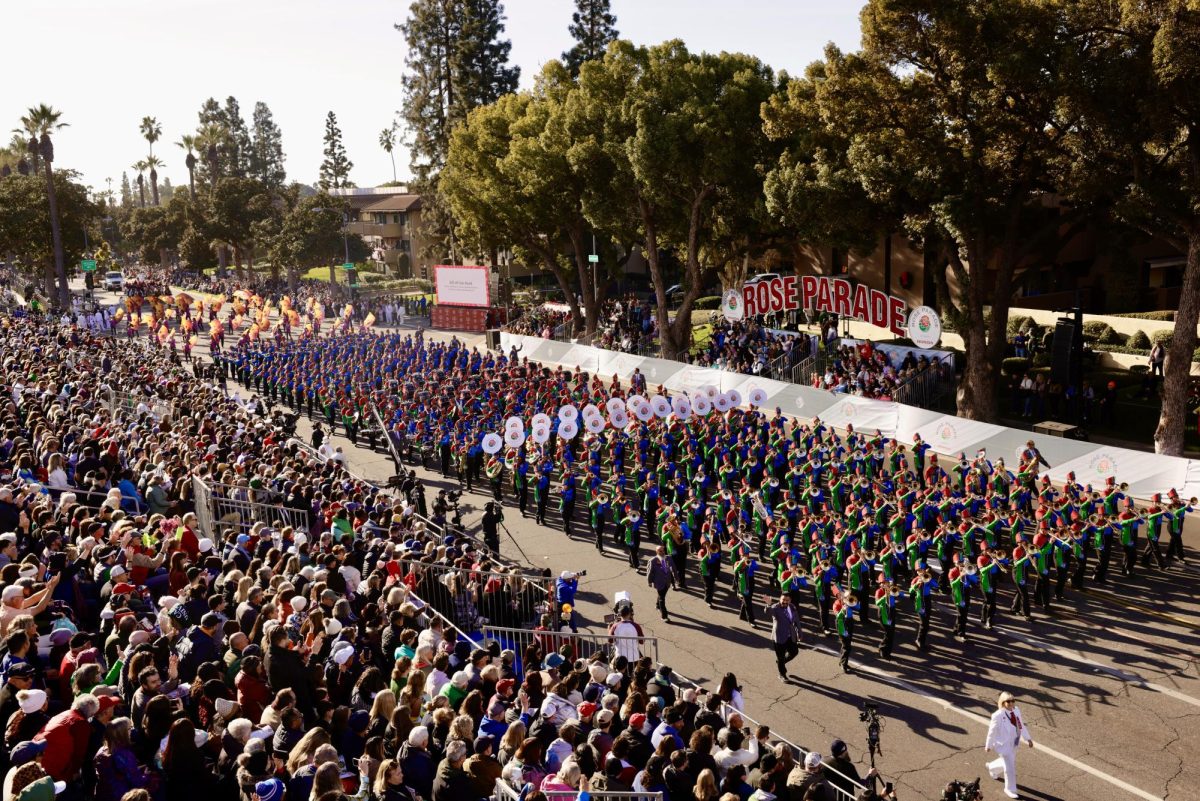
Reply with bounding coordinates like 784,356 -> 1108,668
937,423 -> 957,442
906,305 -> 942,349
722,289 -> 745,322
1089,453 -> 1118,478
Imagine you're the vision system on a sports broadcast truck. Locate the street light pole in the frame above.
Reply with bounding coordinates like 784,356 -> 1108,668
591,232 -> 598,310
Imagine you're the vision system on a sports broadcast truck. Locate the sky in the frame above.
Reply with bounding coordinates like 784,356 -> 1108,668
2,0 -> 863,195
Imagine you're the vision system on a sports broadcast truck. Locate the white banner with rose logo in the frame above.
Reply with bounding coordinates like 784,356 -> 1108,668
816,395 -> 900,436
912,417 -> 1006,457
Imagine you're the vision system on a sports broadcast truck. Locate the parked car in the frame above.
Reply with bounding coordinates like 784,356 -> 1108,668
745,272 -> 780,286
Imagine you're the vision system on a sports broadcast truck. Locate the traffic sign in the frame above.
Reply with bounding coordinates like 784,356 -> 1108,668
342,262 -> 355,271
81,259 -> 98,272
587,254 -> 599,264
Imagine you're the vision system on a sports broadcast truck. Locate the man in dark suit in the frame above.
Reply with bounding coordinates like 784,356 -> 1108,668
765,592 -> 802,681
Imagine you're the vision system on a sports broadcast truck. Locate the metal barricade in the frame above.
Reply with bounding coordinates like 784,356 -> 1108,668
665,666 -> 870,801
369,401 -> 403,466
389,558 -> 553,633
105,387 -> 175,422
282,438 -> 516,570
191,476 -> 309,539
494,779 -> 660,801
481,624 -> 658,677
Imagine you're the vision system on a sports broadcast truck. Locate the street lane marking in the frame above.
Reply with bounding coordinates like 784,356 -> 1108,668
809,645 -> 1164,801
995,625 -> 1200,709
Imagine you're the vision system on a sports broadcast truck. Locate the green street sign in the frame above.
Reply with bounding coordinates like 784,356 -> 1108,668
81,259 -> 98,272
587,254 -> 599,264
342,262 -> 355,271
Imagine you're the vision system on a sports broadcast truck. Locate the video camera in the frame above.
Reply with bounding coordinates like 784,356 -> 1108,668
859,700 -> 882,764
941,778 -> 982,801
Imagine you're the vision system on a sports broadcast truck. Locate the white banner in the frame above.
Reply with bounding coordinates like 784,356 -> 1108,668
435,265 -> 490,307
817,395 -> 900,437
913,416 -> 1006,457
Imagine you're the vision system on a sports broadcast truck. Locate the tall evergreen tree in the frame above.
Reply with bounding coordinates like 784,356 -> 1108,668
250,101 -> 287,188
562,0 -> 618,75
223,97 -> 253,178
397,0 -> 519,260
318,111 -> 354,189
120,171 -> 133,208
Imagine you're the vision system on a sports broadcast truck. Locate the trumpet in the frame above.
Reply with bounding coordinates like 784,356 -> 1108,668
1119,482 -> 1129,492
1190,496 -> 1199,506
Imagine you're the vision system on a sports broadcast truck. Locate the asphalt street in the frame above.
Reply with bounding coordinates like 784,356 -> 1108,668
86,282 -> 1199,801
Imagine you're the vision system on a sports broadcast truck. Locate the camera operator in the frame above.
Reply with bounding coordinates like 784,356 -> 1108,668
482,501 -> 503,552
555,570 -> 585,632
827,738 -> 881,799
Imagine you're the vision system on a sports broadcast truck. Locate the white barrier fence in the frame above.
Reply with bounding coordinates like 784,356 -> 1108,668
499,332 -> 1200,503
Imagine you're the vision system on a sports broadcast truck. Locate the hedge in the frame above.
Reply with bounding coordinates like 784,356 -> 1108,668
1082,320 -> 1111,340
1091,342 -> 1200,362
1007,315 -> 1032,336
1151,330 -> 1173,346
1098,326 -> 1127,346
1127,330 -> 1151,349
694,295 -> 722,310
1002,357 -> 1032,375
1109,310 -> 1176,321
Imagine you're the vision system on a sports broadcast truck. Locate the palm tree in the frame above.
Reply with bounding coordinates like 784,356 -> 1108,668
177,134 -> 198,198
145,155 -> 164,206
13,104 -> 68,172
29,134 -> 68,306
194,122 -> 227,188
133,160 -> 148,208
139,116 -> 162,158
379,126 -> 398,183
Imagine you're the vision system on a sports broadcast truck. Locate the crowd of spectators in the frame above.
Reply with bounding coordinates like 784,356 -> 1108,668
0,305 -> 892,801
810,342 -> 949,402
690,320 -> 812,377
504,308 -> 572,339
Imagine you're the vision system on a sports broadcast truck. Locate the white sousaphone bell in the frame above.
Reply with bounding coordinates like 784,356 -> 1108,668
651,395 -> 672,419
504,428 -> 526,448
481,433 -> 503,454
748,386 -> 768,407
693,395 -> 712,416
584,414 -> 606,434
558,419 -> 579,440
672,395 -> 692,419
558,404 -> 579,422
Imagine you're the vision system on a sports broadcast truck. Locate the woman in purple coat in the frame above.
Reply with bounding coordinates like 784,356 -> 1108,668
94,717 -> 158,801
